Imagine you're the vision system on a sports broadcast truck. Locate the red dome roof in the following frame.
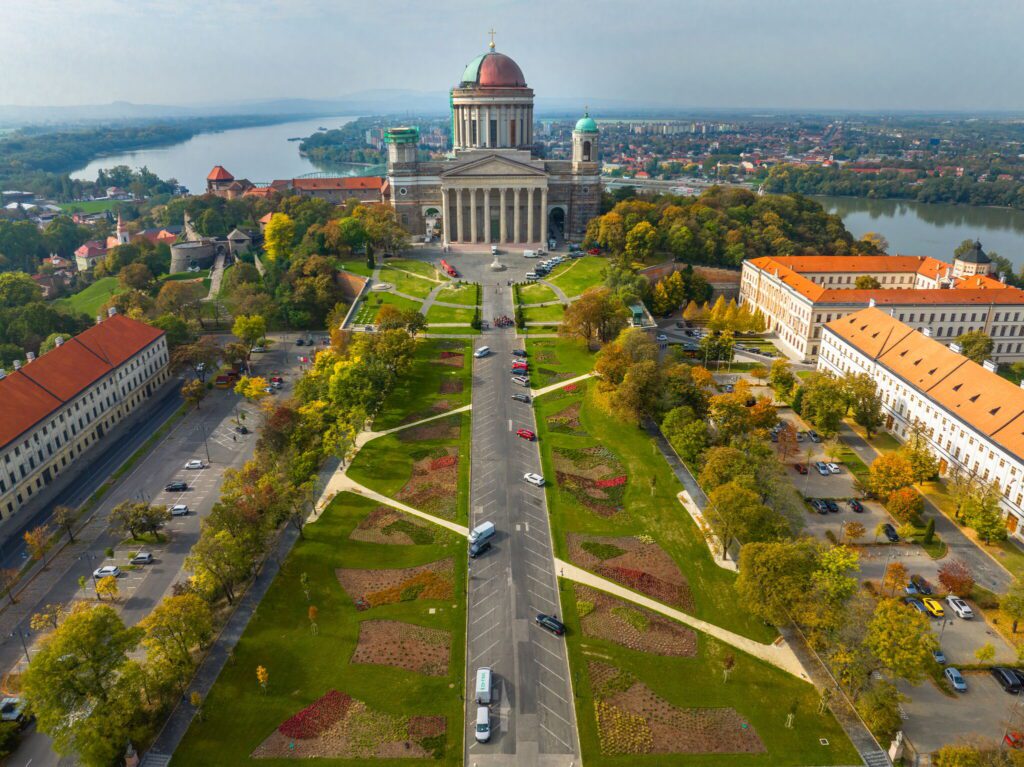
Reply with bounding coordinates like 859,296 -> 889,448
461,51 -> 527,88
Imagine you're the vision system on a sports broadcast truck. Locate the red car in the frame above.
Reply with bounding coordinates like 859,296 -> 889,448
793,463 -> 808,475
587,248 -> 600,255
1006,731 -> 1024,750
516,429 -> 536,441
512,361 -> 528,370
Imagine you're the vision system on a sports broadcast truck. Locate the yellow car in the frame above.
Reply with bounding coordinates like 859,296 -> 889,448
922,597 -> 945,618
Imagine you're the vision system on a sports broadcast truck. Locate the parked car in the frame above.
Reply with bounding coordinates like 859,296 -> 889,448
523,473 -> 545,486
295,338 -> 305,346
512,376 -> 529,386
932,648 -> 947,665
808,430 -> 822,443
1005,731 -> 1024,750
469,540 -> 492,559
905,581 -> 924,595
826,462 -> 842,474
992,667 -> 1023,694
656,334 -> 668,342
171,504 -> 190,516
793,463 -> 808,475
848,499 -> 864,513
165,480 -> 188,492
535,614 -> 565,636
882,523 -> 899,542
921,597 -> 945,618
910,574 -> 933,595
815,462 -> 830,476
903,597 -> 926,614
516,429 -> 536,441
184,459 -> 205,470
0,697 -> 29,728
945,666 -> 968,692
511,394 -> 531,403
474,346 -> 490,358
946,595 -> 974,619
93,565 -> 120,579
824,499 -> 839,513
809,499 -> 828,515
235,425 -> 250,434
130,551 -> 154,565
252,345 -> 266,353
512,349 -> 528,358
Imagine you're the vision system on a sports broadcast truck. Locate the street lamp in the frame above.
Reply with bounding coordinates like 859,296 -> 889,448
10,629 -> 30,664
199,421 -> 211,463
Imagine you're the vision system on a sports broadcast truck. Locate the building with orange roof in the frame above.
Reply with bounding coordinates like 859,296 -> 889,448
737,243 -> 1024,363
0,310 -> 169,524
819,307 -> 1024,534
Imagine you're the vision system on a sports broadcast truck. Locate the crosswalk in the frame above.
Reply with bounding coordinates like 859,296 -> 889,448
139,752 -> 171,767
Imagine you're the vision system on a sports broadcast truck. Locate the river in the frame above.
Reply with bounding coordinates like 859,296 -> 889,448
818,195 -> 1024,267
71,115 -> 360,195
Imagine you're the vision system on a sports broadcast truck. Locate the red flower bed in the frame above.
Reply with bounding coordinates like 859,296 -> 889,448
438,351 -> 462,359
564,383 -> 579,392
430,454 -> 457,470
278,690 -> 352,739
595,475 -> 627,488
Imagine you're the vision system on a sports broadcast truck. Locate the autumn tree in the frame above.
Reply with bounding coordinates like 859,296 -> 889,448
776,422 -> 798,462
234,375 -> 270,403
263,212 -> 297,262
886,486 -> 924,523
559,287 -> 629,348
24,525 -> 49,565
181,379 -> 206,411
30,603 -> 67,632
624,221 -> 658,262
709,392 -> 753,442
110,501 -> 171,542
139,593 -> 213,685
955,330 -> 994,365
185,527 -> 251,604
52,505 -> 77,543
865,598 -> 937,683
938,559 -> 974,596
768,358 -> 796,398
868,452 -> 915,498
704,481 -> 788,559
0,569 -> 19,604
842,520 -> 866,544
95,575 -> 119,602
155,280 -> 206,320
856,680 -> 903,742
118,262 -> 154,292
170,335 -> 221,377
882,561 -> 909,596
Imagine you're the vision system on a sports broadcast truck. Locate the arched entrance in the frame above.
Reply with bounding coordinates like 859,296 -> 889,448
548,206 -> 566,244
423,207 -> 441,243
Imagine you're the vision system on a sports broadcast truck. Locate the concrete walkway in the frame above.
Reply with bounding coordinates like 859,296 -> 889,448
530,372 -> 594,398
677,490 -> 738,572
203,252 -> 226,301
539,279 -> 571,305
554,560 -> 808,678
418,281 -> 446,315
354,404 -> 472,448
519,299 -> 564,309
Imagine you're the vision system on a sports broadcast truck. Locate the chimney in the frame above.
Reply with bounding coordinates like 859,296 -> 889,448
869,298 -> 876,307
1002,273 -> 1008,284
54,336 -> 63,347
25,352 -> 35,363
107,306 -> 117,317
96,315 -> 102,325
12,360 -> 21,370
983,359 -> 998,372
922,327 -> 933,337
950,342 -> 963,355
1019,379 -> 1024,391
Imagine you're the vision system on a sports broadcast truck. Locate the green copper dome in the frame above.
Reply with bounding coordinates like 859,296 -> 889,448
574,112 -> 598,133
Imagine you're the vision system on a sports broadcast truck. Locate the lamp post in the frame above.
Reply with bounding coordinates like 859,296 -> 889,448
199,421 -> 211,463
11,629 -> 30,664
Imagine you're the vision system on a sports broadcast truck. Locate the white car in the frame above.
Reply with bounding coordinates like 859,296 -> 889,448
524,473 -> 545,486
946,595 -> 974,619
171,504 -> 190,516
130,551 -> 153,565
512,375 -> 529,386
656,334 -> 668,342
184,459 -> 204,470
474,346 -> 490,358
826,463 -> 842,474
93,565 -> 120,579
252,345 -> 266,353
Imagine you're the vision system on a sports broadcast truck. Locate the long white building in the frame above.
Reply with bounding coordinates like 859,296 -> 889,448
819,306 -> 1024,537
0,310 -> 169,524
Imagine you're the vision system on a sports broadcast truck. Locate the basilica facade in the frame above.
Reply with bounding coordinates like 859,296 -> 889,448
386,41 -> 601,246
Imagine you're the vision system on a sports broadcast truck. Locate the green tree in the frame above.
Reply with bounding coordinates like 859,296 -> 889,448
855,680 -> 903,742
624,221 -> 658,262
232,314 -> 267,353
110,500 -> 171,542
854,275 -> 881,290
709,392 -> 753,442
967,492 -> 1007,543
955,330 -> 994,365
844,373 -> 884,437
768,358 -> 796,398
735,540 -> 817,625
812,545 -> 860,605
22,604 -> 143,767
865,598 -> 937,683
559,287 -> 629,348
263,212 -> 296,262
704,480 -> 788,559
118,262 -> 154,292
0,272 -> 42,308
1002,583 -> 1024,633
139,594 -> 214,682
799,373 -> 846,435
185,527 -> 251,604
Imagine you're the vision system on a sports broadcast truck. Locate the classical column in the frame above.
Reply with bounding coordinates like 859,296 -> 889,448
483,188 -> 491,244
499,188 -> 507,243
441,188 -> 451,245
469,188 -> 477,243
526,187 -> 534,244
514,188 -> 522,243
540,187 -> 548,244
456,188 -> 464,243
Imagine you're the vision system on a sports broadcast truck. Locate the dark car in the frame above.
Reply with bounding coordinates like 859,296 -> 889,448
469,540 -> 492,559
512,349 -> 528,358
848,499 -> 864,513
235,426 -> 249,435
824,499 -> 840,513
511,394 -> 531,403
809,499 -> 827,515
164,480 -> 188,492
535,614 -> 565,636
882,523 -> 900,542
910,574 -> 933,595
808,430 -> 822,443
992,667 -> 1023,694
793,463 -> 808,475
295,338 -> 305,346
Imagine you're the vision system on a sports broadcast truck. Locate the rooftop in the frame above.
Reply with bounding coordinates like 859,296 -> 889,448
207,165 -> 234,182
824,307 -> 1024,460
291,176 -> 384,191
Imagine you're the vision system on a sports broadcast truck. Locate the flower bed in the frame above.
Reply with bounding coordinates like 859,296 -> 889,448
587,661 -> 764,756
439,378 -> 464,394
546,401 -> 582,434
336,559 -> 454,609
395,447 -> 459,519
568,534 -> 694,611
435,351 -> 464,368
563,383 -> 579,393
349,507 -> 437,545
574,584 -> 697,656
553,445 -> 628,517
351,620 -> 451,676
396,416 -> 461,442
253,692 -> 447,759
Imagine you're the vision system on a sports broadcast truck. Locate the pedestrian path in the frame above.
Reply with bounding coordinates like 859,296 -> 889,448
530,372 -> 594,398
539,279 -> 571,305
354,404 -> 473,448
677,490 -> 737,571
203,252 -> 226,301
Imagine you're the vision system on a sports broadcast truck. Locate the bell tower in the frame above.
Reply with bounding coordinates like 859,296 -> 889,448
572,108 -> 599,169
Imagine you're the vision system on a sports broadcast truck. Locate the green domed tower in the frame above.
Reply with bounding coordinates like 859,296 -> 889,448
572,108 -> 599,166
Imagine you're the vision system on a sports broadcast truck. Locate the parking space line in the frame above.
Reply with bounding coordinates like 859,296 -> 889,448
539,698 -> 573,726
539,721 -> 572,749
533,637 -> 563,660
471,604 -> 498,625
534,658 -> 566,682
529,588 -> 557,607
471,638 -> 500,663
539,679 -> 568,704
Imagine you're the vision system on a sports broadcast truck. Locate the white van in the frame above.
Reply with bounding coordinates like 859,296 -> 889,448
475,706 -> 491,742
473,346 -> 490,358
469,521 -> 496,544
523,250 -> 537,258
475,667 -> 493,704
525,272 -> 539,281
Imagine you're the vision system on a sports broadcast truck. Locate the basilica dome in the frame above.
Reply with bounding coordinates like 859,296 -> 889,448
460,51 -> 527,88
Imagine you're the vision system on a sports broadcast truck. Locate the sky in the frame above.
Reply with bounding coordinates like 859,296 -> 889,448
2,0 -> 1023,112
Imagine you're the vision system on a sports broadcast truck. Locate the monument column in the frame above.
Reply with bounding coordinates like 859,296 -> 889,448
469,188 -> 477,243
526,187 -> 534,244
499,188 -> 507,243
455,189 -> 464,243
540,187 -> 548,245
514,188 -> 522,243
484,188 -> 491,244
441,188 -> 451,245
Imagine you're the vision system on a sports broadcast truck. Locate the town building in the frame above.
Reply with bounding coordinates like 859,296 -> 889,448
738,243 -> 1024,363
819,306 -> 1024,537
74,240 -> 108,271
290,176 -> 386,204
0,310 -> 170,524
385,37 -> 601,245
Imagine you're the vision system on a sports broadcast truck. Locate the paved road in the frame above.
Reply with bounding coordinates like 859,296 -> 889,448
5,333 -> 309,767
464,274 -> 580,766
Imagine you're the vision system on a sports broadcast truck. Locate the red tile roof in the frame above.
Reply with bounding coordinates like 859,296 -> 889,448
0,314 -> 165,449
291,177 -> 384,192
817,288 -> 1024,306
207,165 -> 234,181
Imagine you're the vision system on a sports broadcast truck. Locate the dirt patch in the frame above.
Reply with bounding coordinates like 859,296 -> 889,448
535,350 -> 558,364
574,584 -> 696,656
253,691 -> 446,759
434,351 -> 464,368
351,620 -> 451,676
587,661 -> 764,756
397,415 -> 461,442
439,378 -> 464,394
394,446 -> 460,519
349,507 -> 437,545
336,559 -> 454,610
568,534 -> 694,611
546,401 -> 581,433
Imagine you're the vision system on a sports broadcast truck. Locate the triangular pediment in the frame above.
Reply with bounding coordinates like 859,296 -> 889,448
441,154 -> 547,178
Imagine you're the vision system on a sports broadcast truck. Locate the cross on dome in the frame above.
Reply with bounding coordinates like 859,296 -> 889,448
488,28 -> 496,49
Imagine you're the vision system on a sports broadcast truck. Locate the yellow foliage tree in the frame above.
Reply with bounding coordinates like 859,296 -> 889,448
95,575 -> 119,602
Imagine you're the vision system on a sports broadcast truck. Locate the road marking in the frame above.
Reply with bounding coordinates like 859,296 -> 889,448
525,572 -> 551,589
508,419 -> 512,431
539,679 -> 569,703
539,698 -> 573,726
471,638 -> 500,663
529,589 -> 557,607
515,524 -> 521,532
525,522 -> 529,532
533,637 -> 563,660
471,604 -> 498,624
534,658 -> 566,682
539,721 -> 572,749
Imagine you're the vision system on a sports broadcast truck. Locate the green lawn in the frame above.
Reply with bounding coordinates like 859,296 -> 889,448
426,328 -> 481,336
54,276 -> 122,316
547,256 -> 608,297
518,282 -> 558,304
523,303 -> 565,324
348,412 -> 471,526
377,267 -> 438,299
426,304 -> 476,324
162,270 -> 210,282
560,580 -> 857,767
535,381 -> 775,643
338,258 -> 373,277
57,199 -> 119,213
386,258 -> 442,280
372,339 -> 472,430
435,283 -> 479,306
525,337 -> 595,388
352,292 -> 422,325
171,492 -> 466,767
524,326 -> 561,335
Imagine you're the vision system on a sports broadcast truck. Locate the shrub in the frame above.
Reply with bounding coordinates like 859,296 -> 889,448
611,605 -> 650,633
576,599 -> 595,618
922,518 -> 935,545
